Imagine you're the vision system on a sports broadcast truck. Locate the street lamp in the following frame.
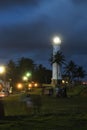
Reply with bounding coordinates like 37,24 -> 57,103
0,65 -> 6,88
52,36 -> 62,87
22,76 -> 28,81
22,72 -> 31,81
0,66 -> 5,74
26,72 -> 31,78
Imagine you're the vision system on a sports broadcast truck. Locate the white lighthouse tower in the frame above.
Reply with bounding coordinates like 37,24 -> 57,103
52,36 -> 62,87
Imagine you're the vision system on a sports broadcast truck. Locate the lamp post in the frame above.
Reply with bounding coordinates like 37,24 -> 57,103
52,36 -> 62,87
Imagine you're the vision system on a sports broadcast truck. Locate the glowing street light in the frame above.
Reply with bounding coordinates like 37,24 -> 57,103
0,65 -> 6,88
26,72 -> 31,77
22,72 -> 32,91
17,83 -> 23,89
22,76 -> 28,81
0,66 -> 5,74
22,72 -> 31,81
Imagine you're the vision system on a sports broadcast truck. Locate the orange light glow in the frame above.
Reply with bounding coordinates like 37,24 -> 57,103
34,83 -> 38,87
17,83 -> 23,89
28,83 -> 32,88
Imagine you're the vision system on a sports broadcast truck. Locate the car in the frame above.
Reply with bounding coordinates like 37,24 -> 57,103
0,90 -> 9,98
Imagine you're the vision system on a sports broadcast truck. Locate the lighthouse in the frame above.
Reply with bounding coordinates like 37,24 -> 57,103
52,36 -> 62,87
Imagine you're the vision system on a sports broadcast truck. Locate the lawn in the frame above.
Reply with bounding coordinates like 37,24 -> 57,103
0,86 -> 87,130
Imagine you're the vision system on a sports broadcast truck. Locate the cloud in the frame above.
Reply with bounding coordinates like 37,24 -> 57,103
0,14 -> 52,66
0,0 -> 43,11
43,0 -> 87,56
0,15 -> 50,48
0,0 -> 87,71
0,0 -> 40,6
71,0 -> 87,5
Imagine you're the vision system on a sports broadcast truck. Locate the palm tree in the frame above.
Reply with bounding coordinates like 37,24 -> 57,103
75,66 -> 86,82
49,51 -> 65,65
64,60 -> 77,83
49,51 -> 66,85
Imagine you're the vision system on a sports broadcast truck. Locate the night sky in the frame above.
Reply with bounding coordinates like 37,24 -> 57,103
0,0 -> 87,76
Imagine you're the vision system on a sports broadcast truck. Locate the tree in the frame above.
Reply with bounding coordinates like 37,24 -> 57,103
34,64 -> 52,83
49,51 -> 66,85
64,60 -> 87,85
75,66 -> 86,82
64,60 -> 77,82
49,51 -> 65,65
17,57 -> 35,81
64,60 -> 77,83
6,60 -> 17,88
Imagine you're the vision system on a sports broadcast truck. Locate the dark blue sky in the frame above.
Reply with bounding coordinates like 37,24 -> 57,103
0,0 -> 87,75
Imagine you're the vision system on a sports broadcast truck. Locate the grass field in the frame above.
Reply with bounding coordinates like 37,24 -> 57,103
0,85 -> 87,130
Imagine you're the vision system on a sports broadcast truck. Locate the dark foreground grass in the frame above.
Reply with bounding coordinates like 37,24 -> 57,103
0,87 -> 87,130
